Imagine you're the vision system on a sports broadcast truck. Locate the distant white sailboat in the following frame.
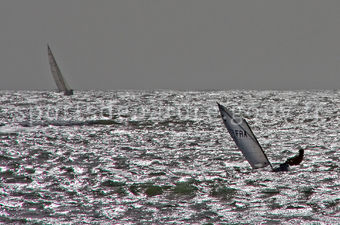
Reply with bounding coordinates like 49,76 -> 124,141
217,102 -> 273,170
47,44 -> 73,96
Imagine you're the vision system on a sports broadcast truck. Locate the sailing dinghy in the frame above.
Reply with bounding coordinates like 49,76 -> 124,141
217,102 -> 273,170
47,45 -> 73,96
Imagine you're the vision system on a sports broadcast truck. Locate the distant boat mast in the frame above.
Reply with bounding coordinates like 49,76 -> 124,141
47,44 -> 73,96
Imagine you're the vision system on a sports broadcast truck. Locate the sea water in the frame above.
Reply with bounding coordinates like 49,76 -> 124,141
0,90 -> 339,224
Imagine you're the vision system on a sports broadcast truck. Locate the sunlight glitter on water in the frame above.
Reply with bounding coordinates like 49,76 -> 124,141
0,90 -> 339,224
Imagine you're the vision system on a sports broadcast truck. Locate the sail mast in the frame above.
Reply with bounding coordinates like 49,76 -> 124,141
242,119 -> 274,170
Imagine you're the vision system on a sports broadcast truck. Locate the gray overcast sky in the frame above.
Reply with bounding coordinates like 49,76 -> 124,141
1,0 -> 340,90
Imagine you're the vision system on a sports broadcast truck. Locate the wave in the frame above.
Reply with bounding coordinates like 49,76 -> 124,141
18,119 -> 122,127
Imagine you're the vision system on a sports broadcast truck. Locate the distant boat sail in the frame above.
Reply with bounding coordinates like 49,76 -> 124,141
217,103 -> 273,169
47,45 -> 73,96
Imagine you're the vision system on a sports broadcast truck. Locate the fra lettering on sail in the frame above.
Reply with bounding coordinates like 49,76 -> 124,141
231,130 -> 248,138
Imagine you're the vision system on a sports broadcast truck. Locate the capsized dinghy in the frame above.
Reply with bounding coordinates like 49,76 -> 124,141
217,102 -> 273,170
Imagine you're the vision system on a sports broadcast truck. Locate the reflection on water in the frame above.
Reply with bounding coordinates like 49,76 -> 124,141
0,90 -> 339,224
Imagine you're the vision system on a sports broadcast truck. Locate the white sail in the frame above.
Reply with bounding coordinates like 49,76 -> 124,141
47,45 -> 73,95
217,103 -> 272,169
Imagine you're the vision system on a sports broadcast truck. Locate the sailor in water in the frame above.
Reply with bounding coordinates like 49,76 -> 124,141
273,148 -> 304,172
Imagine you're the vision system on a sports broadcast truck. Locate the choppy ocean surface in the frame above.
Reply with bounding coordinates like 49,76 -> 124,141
0,90 -> 339,224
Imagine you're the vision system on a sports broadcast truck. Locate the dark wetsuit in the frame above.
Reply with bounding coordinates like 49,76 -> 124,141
285,149 -> 304,166
273,163 -> 289,172
273,149 -> 304,172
